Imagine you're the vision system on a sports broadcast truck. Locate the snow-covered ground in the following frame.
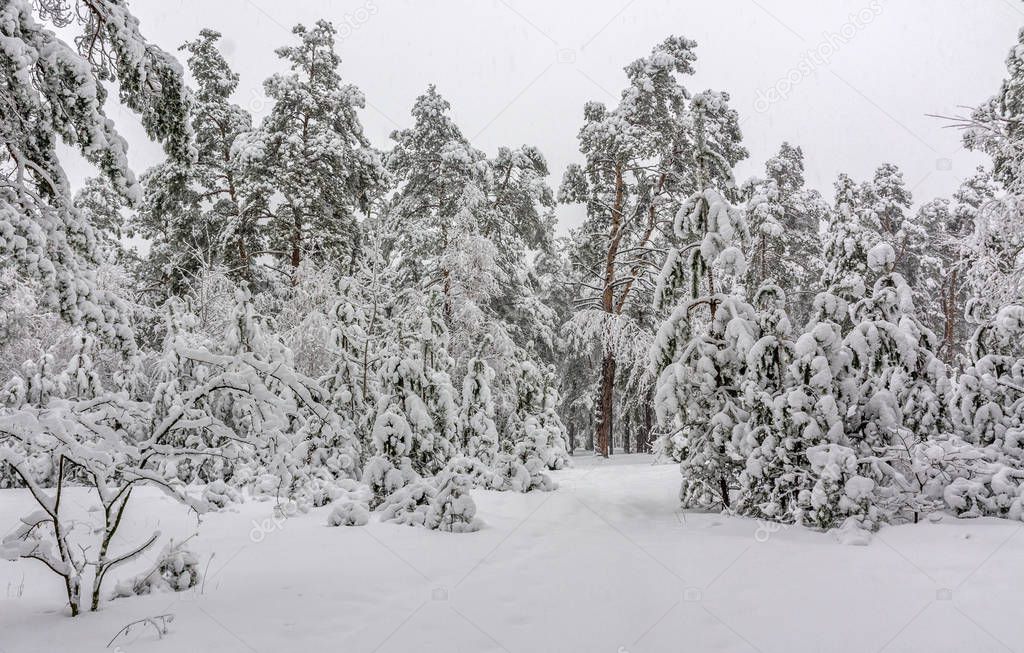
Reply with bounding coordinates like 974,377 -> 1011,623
2,455 -> 1023,653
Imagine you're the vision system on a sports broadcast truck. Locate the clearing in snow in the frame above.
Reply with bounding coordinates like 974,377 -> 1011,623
2,455 -> 1021,653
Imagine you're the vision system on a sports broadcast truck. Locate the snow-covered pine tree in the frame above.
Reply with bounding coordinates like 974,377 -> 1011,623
947,168 -> 1000,331
181,29 -> 266,285
863,164 -> 915,259
938,28 -> 1024,519
480,358 -> 556,492
238,20 -> 380,278
650,90 -> 752,510
959,194 -> 1023,329
72,176 -> 128,248
744,143 -> 826,322
60,333 -> 104,401
819,174 -> 877,321
480,149 -> 561,395
562,37 -> 749,458
933,302 -> 1024,519
385,84 -> 556,433
418,293 -> 459,473
459,349 -> 500,466
734,283 -> 795,520
840,242 -> 951,527
537,369 -> 572,470
750,175 -> 885,530
506,358 -> 545,450
135,29 -> 264,296
963,26 -> 1024,197
322,277 -> 374,456
370,341 -> 439,481
1,0 -> 191,350
386,85 -> 484,294
774,306 -> 851,528
954,306 -> 1024,448
318,225 -> 405,462
910,198 -> 957,360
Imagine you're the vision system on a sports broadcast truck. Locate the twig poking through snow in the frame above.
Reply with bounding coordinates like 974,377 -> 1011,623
106,614 -> 175,647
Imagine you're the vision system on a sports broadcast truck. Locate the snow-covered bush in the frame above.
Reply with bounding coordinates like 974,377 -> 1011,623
363,456 -> 413,510
490,418 -> 557,493
425,458 -> 483,533
379,479 -> 436,527
328,500 -> 371,527
802,444 -> 884,530
203,480 -> 241,510
111,541 -> 202,599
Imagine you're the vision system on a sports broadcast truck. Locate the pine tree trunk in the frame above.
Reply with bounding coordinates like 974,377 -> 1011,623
943,268 -> 958,361
237,237 -> 250,281
290,206 -> 302,282
758,232 -> 767,286
719,476 -> 731,509
596,351 -> 615,458
594,164 -> 626,459
623,410 -> 631,454
586,412 -> 594,452
643,400 -> 653,454
442,268 -> 453,324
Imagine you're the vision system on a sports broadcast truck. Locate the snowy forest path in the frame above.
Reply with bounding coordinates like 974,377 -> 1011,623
2,458 -> 1024,652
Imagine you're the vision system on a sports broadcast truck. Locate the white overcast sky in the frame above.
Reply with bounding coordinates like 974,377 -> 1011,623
73,0 -> 1023,233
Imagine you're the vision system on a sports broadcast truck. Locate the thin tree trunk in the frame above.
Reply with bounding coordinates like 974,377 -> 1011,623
623,410 -> 631,454
290,206 -> 302,284
54,457 -> 80,616
442,268 -> 453,324
759,232 -> 767,284
643,400 -> 653,453
237,237 -> 249,280
943,268 -> 958,361
586,407 -> 595,452
597,352 -> 615,457
719,476 -> 731,509
595,164 -> 625,458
